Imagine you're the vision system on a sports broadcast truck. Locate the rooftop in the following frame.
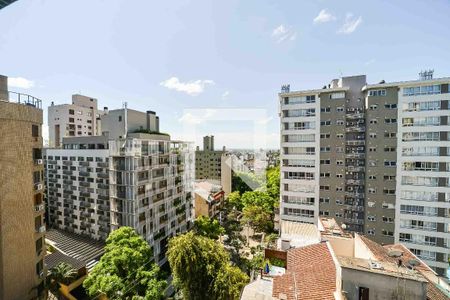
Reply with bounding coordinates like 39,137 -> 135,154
45,250 -> 86,271
45,229 -> 105,271
273,242 -> 336,300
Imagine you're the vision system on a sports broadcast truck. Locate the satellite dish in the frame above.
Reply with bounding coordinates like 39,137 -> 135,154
388,249 -> 403,258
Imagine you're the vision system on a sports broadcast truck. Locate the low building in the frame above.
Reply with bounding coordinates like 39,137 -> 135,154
193,180 -> 225,219
242,218 -> 450,300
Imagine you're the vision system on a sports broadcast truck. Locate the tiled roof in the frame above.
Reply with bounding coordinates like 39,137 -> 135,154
273,242 -> 336,300
358,235 -> 397,263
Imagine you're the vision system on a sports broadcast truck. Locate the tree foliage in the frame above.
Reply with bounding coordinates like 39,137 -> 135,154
241,205 -> 273,233
265,166 -> 280,201
167,231 -> 249,300
193,215 -> 225,240
83,227 -> 166,300
226,191 -> 242,211
241,191 -> 275,213
47,262 -> 78,294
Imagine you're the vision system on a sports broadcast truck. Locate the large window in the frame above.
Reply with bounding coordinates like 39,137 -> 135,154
403,100 -> 441,112
368,89 -> 386,96
403,85 -> 441,96
285,95 -> 316,105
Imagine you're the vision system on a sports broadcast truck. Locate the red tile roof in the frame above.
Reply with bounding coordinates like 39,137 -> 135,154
272,242 -> 336,300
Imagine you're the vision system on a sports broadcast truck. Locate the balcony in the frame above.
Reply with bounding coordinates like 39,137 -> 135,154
346,140 -> 365,146
98,172 -> 109,179
63,161 -> 72,166
79,181 -> 90,187
343,218 -> 364,225
345,153 -> 365,159
345,126 -> 366,133
35,225 -> 46,233
346,166 -> 364,172
79,171 -> 90,177
345,179 -> 364,185
63,170 -> 73,176
97,162 -> 109,168
35,204 -> 45,212
79,161 -> 90,167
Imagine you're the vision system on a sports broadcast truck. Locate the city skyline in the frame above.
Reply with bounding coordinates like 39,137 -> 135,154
1,0 -> 450,148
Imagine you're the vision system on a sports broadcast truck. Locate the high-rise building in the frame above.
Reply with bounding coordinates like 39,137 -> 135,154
279,72 -> 450,276
48,94 -> 105,147
44,107 -> 193,266
195,135 -> 231,195
0,74 -> 46,299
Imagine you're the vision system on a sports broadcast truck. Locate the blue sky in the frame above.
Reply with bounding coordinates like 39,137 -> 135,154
1,0 -> 450,148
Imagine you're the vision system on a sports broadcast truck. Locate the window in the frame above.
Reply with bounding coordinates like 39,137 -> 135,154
383,188 -> 395,195
320,172 -> 331,178
335,212 -> 343,218
369,89 -> 386,96
330,92 -> 345,99
403,84 -> 441,96
321,107 -> 331,113
382,230 -> 394,236
384,147 -> 396,152
384,132 -> 396,138
368,147 -> 377,152
118,116 -> 122,122
368,175 -> 376,180
32,125 -> 39,137
320,185 -> 330,191
336,199 -> 343,205
382,216 -> 394,223
368,215 -> 376,221
336,187 -> 343,192
384,103 -> 397,109
320,159 -> 331,165
368,188 -> 376,194
69,109 -> 74,115
320,120 -> 331,126
336,120 -> 344,125
369,104 -> 378,110
369,133 -> 377,138
336,174 -> 343,178
336,107 -> 344,112
385,118 -> 397,124
336,147 -> 344,153
367,229 -> 375,236
384,161 -> 396,167
320,133 -> 330,139
320,146 -> 331,152
319,197 -> 330,203
336,160 -> 344,166
319,211 -> 330,216
336,133 -> 344,138
383,175 -> 395,181
369,119 -> 378,124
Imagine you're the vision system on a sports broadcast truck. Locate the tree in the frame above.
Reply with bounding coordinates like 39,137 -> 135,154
167,231 -> 248,300
241,205 -> 273,233
47,262 -> 78,294
265,166 -> 280,201
226,191 -> 242,211
241,191 -> 275,213
213,264 -> 249,300
83,227 -> 166,300
194,215 -> 225,240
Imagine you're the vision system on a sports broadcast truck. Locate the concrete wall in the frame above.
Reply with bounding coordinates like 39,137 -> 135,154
0,74 -> 8,100
101,108 -> 149,139
221,154 -> 232,196
340,267 -> 427,300
0,101 -> 45,300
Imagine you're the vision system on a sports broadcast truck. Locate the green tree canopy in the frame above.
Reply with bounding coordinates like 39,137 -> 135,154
83,227 -> 166,300
241,205 -> 273,233
193,215 -> 225,240
167,231 -> 249,300
241,191 -> 275,213
47,262 -> 78,294
226,191 -> 242,211
265,166 -> 280,201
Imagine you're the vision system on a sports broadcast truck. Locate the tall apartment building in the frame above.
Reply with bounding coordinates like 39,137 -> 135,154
45,108 -> 193,266
0,75 -> 46,299
195,135 -> 231,195
279,71 -> 450,276
48,94 -> 105,147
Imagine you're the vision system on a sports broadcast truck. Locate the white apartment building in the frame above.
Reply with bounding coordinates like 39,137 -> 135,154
395,73 -> 450,276
45,108 -> 194,266
48,94 -> 105,147
279,89 -> 321,224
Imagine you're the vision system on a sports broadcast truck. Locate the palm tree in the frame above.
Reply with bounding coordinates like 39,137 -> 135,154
47,262 -> 78,295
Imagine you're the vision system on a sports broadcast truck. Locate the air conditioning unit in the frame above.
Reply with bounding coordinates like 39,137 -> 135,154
36,159 -> 43,165
39,225 -> 46,233
36,183 -> 43,190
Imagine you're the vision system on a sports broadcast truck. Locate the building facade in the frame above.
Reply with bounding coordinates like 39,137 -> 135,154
279,72 -> 450,276
0,75 -> 46,299
48,94 -> 105,147
195,135 -> 225,180
45,109 -> 193,266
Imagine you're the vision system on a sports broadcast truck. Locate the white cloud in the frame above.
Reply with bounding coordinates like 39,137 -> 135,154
337,13 -> 362,34
160,77 -> 215,96
178,109 -> 217,125
313,9 -> 336,24
271,24 -> 297,43
8,77 -> 35,89
221,91 -> 230,100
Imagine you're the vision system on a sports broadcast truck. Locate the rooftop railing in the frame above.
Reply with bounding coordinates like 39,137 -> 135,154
0,90 -> 43,109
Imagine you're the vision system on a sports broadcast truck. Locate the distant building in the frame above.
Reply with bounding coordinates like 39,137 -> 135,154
0,74 -> 46,299
193,180 -> 225,219
48,94 -> 105,147
195,135 -> 232,196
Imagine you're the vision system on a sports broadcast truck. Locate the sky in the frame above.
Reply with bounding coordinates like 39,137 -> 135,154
1,0 -> 450,149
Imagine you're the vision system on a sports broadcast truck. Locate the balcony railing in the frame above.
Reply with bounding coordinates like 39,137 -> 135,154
0,90 -> 43,109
